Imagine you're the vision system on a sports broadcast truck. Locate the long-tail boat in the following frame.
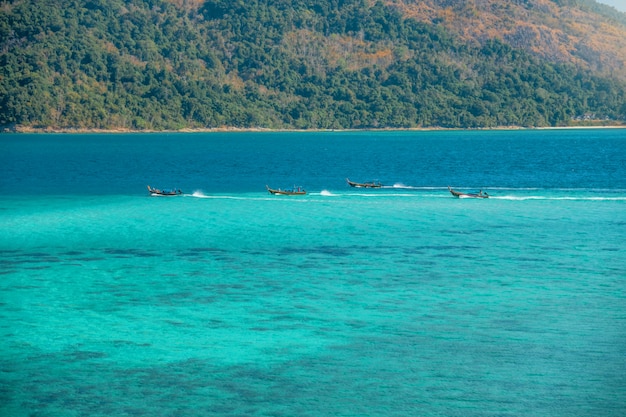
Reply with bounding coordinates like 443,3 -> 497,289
266,185 -> 307,195
346,178 -> 383,188
147,185 -> 183,196
448,186 -> 489,198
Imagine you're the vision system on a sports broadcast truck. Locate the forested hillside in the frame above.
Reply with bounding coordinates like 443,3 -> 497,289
1,0 -> 626,131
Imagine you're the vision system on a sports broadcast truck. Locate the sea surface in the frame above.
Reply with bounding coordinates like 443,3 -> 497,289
1,129 -> 625,416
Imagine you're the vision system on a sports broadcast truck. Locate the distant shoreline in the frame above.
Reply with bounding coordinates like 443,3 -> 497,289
3,124 -> 625,134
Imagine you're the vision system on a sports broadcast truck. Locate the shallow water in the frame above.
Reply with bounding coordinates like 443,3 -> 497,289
1,130 -> 625,416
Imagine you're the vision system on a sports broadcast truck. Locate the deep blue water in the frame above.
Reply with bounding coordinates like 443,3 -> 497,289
2,129 -> 625,195
1,129 -> 625,417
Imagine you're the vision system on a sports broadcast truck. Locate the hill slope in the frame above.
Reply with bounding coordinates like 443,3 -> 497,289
1,0 -> 625,130
390,0 -> 626,77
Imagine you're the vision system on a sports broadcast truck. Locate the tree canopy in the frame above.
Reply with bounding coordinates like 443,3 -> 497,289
1,0 -> 625,130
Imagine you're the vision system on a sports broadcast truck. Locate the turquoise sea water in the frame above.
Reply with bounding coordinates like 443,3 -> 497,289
1,130 -> 625,416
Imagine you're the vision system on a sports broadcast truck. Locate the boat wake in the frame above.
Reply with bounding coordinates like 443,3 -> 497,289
180,188 -> 625,201
383,184 -> 446,190
387,183 -> 421,190
190,191 -> 291,201
493,195 -> 626,201
191,191 -> 210,198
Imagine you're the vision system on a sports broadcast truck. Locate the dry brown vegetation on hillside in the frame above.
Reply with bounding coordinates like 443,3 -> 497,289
388,0 -> 626,78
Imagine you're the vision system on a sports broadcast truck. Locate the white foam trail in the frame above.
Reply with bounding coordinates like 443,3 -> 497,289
493,196 -> 626,201
384,184 -> 445,190
492,196 -> 544,200
320,190 -> 336,196
384,183 -> 415,189
191,192 -> 300,201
